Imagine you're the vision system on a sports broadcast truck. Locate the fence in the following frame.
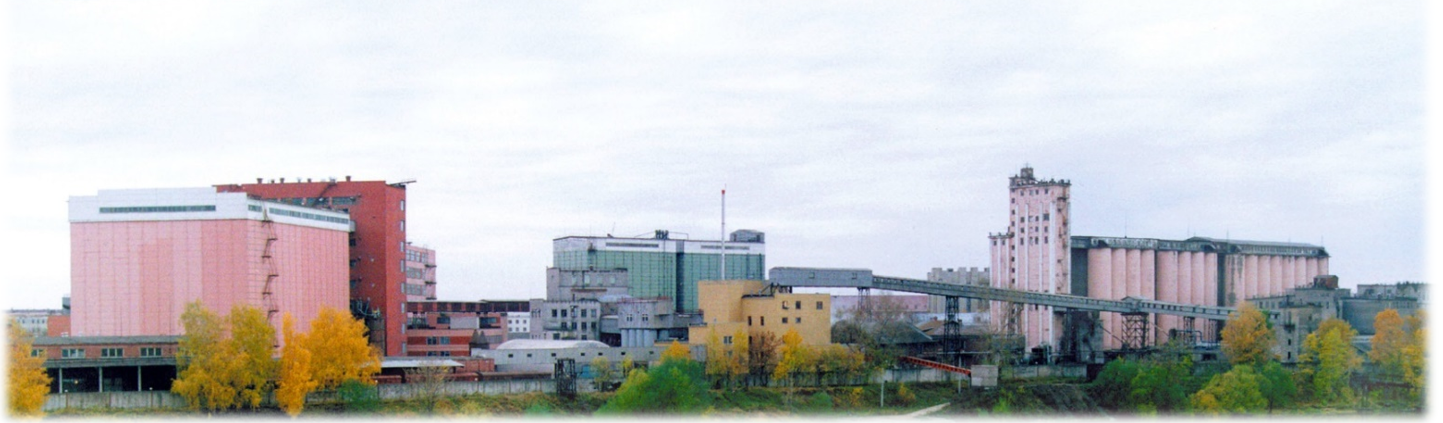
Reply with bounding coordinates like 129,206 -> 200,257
43,391 -> 186,411
43,365 -> 1086,411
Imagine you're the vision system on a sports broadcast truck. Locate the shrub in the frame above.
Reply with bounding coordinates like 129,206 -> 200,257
808,391 -> 834,411
895,382 -> 916,406
597,358 -> 711,414
338,379 -> 380,413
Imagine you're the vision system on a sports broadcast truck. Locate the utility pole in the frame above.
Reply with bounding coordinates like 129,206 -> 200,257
720,187 -> 726,280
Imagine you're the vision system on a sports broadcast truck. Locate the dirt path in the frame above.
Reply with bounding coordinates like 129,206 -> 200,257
904,402 -> 951,417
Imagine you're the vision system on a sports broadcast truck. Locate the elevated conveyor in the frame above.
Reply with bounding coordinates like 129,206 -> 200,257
769,267 -> 1261,321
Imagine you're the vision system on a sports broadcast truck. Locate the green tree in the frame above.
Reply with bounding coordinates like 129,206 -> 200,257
1299,318 -> 1361,405
1220,302 -> 1275,366
590,356 -> 616,392
597,358 -> 711,414
8,318 -> 51,416
1128,349 -> 1194,413
1257,361 -> 1298,411
1089,358 -> 1140,410
228,305 -> 277,409
276,313 -> 317,417
1191,364 -> 1267,415
304,307 -> 381,390
171,301 -> 239,412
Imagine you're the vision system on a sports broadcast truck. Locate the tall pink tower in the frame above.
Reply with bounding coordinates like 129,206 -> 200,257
988,166 -> 1072,353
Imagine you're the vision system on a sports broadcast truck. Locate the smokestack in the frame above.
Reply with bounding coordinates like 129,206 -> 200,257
345,175 -> 352,182
280,177 -> 286,183
256,178 -> 262,184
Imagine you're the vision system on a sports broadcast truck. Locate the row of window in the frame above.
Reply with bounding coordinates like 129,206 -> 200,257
100,205 -> 216,214
505,349 -> 654,359
551,308 -> 597,318
746,315 -> 804,326
780,300 -> 825,310
267,207 -> 351,225
424,337 -> 451,345
49,347 -> 164,359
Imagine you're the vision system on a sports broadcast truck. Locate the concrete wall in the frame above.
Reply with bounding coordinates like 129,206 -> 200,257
378,379 -> 566,400
44,391 -> 186,411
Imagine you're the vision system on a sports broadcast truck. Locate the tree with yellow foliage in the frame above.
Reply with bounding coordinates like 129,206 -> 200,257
661,339 -> 691,362
727,328 -> 750,388
703,328 -> 728,386
1402,311 -> 1425,395
1370,309 -> 1409,379
172,301 -> 240,412
8,318 -> 51,416
303,307 -> 381,390
1220,302 -> 1275,366
276,313 -> 318,417
228,305 -> 277,409
1299,318 -> 1361,404
1190,364 -> 1267,415
772,328 -> 813,407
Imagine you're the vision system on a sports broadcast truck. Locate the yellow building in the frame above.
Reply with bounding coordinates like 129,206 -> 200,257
688,280 -> 832,346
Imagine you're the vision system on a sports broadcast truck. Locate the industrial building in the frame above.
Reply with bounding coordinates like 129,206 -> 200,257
402,301 -> 527,356
69,187 -> 351,339
927,267 -> 989,314
688,280 -> 832,347
552,229 -> 766,313
987,167 -> 1333,358
987,167 -> 1074,355
1252,279 -> 1422,363
215,177 -> 427,356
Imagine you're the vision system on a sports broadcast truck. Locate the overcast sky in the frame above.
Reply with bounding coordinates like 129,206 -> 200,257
4,1 -> 1434,310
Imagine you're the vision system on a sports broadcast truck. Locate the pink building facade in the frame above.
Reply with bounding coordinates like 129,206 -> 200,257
985,167 -> 1331,357
988,167 -> 1071,351
69,188 -> 351,341
1073,236 -> 1329,349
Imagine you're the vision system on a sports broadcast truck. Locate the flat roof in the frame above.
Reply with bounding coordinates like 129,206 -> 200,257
34,335 -> 180,346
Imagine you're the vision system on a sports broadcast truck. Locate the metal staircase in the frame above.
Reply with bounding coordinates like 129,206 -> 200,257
261,207 -> 280,330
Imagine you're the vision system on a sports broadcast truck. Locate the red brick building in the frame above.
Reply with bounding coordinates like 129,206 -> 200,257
216,177 -> 421,356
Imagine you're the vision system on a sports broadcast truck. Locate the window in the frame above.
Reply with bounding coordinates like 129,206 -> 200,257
400,200 -> 405,211
723,336 -> 733,345
140,347 -> 162,357
62,348 -> 85,359
552,310 -> 558,318
796,317 -> 802,324
31,349 -> 43,357
782,317 -> 788,324
748,316 -> 753,326
816,301 -> 823,310
795,301 -> 801,309
760,317 -> 765,326
399,220 -> 405,232
782,301 -> 789,310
